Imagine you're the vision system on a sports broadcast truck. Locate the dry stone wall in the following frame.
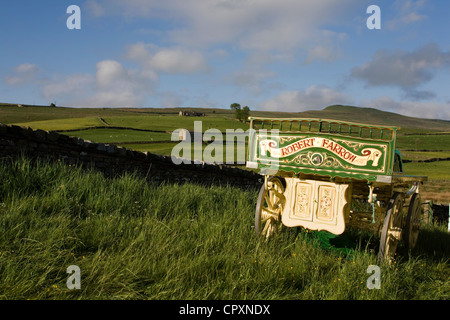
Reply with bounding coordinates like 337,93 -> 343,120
0,122 -> 263,189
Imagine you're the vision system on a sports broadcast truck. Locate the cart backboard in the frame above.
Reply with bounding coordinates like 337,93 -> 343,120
247,117 -> 398,183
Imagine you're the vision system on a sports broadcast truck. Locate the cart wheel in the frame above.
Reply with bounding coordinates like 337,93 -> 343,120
404,193 -> 421,250
255,177 -> 286,239
378,192 -> 404,263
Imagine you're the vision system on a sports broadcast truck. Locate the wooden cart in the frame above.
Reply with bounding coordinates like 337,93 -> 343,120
246,117 -> 427,262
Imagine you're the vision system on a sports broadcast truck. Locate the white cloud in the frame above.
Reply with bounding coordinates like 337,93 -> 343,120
387,0 -> 428,30
125,42 -> 209,74
79,1 -> 362,107
171,0 -> 354,52
260,85 -> 354,112
364,95 -> 450,120
351,43 -> 450,100
17,41 -> 209,107
3,63 -> 96,106
95,60 -> 129,88
159,91 -> 184,108
83,59 -> 156,107
228,69 -> 277,96
41,74 -> 94,102
3,63 -> 40,86
3,42 -> 211,108
85,0 -> 356,54
40,60 -> 157,107
85,0 -> 106,17
151,48 -> 209,74
304,30 -> 348,64
305,45 -> 339,64
14,63 -> 39,74
222,50 -> 290,97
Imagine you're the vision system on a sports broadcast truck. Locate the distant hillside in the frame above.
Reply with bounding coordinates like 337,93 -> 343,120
296,105 -> 450,132
250,105 -> 450,133
1,102 -> 450,133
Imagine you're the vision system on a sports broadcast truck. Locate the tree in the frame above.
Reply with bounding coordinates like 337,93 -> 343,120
242,106 -> 250,122
230,103 -> 242,121
230,103 -> 251,122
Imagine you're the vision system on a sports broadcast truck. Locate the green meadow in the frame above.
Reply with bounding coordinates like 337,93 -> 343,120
0,158 -> 448,300
62,129 -> 172,144
102,115 -> 249,132
396,134 -> 450,151
4,103 -> 450,195
0,104 -> 449,300
403,161 -> 450,181
12,117 -> 106,131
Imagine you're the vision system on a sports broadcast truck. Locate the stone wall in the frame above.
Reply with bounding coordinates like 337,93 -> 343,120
0,122 -> 263,189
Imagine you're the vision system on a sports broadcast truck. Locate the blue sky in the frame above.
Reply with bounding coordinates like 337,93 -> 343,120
1,0 -> 449,119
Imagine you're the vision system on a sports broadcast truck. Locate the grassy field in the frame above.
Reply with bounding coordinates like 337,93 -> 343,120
396,134 -> 450,151
1,104 -> 449,300
400,150 -> 450,161
0,104 -> 134,124
127,142 -> 247,164
12,117 -> 106,131
3,104 -> 450,201
0,158 -> 448,300
124,142 -> 179,155
102,115 -> 249,132
4,103 -> 450,132
12,115 -> 249,133
62,129 -> 172,144
403,161 -> 450,182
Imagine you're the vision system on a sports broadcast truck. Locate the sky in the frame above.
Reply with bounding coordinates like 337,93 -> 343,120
1,0 -> 450,120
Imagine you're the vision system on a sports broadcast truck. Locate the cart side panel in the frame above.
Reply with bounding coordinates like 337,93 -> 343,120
281,178 -> 351,235
247,125 -> 396,182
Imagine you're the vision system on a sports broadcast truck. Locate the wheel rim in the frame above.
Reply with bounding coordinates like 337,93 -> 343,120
378,192 -> 404,263
255,177 -> 285,239
405,193 -> 421,250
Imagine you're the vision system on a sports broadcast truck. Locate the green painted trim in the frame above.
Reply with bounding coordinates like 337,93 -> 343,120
248,117 -> 399,132
247,118 -> 398,182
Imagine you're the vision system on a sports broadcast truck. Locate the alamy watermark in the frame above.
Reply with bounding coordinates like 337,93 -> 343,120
170,121 -> 280,174
366,265 -> 381,289
170,121 -> 248,166
64,5 -> 380,31
66,265 -> 81,290
367,5 -> 381,30
67,5 -> 81,30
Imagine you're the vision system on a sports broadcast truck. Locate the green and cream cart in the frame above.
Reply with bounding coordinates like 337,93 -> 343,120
246,117 -> 427,262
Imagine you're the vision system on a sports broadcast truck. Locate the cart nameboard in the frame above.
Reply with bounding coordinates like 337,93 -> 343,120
248,131 -> 396,182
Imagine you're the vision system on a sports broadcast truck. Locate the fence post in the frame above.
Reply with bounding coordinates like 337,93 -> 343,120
448,203 -> 450,232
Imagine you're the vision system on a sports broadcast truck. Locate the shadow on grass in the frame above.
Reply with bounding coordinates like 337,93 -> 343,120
296,227 -> 379,258
302,224 -> 450,263
400,226 -> 450,262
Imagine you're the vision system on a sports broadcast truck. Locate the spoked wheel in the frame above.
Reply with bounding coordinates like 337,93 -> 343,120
404,193 -> 422,251
378,192 -> 405,263
255,177 -> 286,239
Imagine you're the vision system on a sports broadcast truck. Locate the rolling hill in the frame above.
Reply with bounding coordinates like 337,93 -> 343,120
2,103 -> 450,133
295,105 -> 450,133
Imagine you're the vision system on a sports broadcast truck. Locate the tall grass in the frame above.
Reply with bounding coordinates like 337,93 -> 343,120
0,157 -> 448,300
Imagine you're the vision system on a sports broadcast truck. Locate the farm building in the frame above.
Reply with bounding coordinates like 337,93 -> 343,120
178,111 -> 205,117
